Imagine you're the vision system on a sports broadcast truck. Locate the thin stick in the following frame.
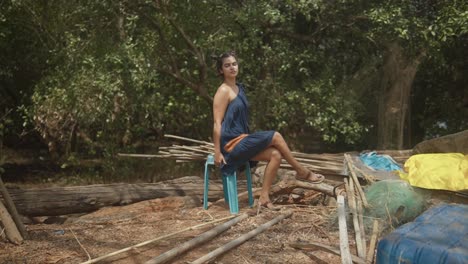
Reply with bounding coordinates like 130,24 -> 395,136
80,215 -> 237,264
344,154 -> 369,207
337,195 -> 353,264
70,228 -> 91,260
366,220 -> 380,264
164,134 -> 214,146
191,211 -> 293,264
290,241 -> 366,264
117,153 -> 165,158
145,214 -> 249,264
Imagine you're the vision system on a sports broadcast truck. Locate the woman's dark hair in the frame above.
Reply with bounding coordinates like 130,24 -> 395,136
213,51 -> 237,75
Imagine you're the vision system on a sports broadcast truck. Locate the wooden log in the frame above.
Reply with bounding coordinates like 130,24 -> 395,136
0,200 -> 23,244
191,211 -> 293,264
337,195 -> 353,264
80,215 -> 237,264
270,175 -> 337,197
0,176 -> 27,238
145,213 -> 249,264
3,176 -> 239,216
289,241 -> 365,264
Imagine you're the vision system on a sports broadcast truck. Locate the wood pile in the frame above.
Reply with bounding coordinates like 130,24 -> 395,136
118,135 -> 346,177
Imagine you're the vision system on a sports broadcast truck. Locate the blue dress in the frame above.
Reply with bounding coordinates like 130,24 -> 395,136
220,83 -> 275,174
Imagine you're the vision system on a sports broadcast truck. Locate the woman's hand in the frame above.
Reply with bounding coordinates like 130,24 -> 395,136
214,152 -> 226,167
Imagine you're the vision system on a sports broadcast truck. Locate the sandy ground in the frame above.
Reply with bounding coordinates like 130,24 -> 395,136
0,192 -> 350,264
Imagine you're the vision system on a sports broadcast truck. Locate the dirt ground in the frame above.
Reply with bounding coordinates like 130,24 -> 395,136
0,191 -> 349,264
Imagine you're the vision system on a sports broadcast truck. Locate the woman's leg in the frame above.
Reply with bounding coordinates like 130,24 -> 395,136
269,132 -> 323,180
252,147 -> 282,205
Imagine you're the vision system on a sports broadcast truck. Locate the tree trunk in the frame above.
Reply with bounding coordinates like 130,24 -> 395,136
3,176 -> 236,217
377,43 -> 425,149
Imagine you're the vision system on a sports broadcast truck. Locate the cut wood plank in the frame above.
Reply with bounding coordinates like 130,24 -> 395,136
145,213 -> 249,264
357,199 -> 367,259
345,178 -> 365,259
289,241 -> 366,264
191,211 -> 293,264
337,195 -> 353,264
366,220 -> 380,264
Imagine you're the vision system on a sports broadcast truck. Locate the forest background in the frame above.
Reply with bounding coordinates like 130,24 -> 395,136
0,0 -> 466,183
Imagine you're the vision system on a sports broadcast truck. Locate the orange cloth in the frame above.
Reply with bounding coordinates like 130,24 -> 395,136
224,134 -> 248,153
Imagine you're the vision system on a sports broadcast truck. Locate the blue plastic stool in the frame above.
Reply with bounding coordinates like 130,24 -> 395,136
203,154 -> 254,214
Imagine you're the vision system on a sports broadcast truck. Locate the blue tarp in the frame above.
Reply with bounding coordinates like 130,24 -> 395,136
359,151 -> 402,171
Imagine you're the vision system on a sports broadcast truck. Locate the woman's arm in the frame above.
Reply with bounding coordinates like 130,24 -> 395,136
213,85 -> 230,166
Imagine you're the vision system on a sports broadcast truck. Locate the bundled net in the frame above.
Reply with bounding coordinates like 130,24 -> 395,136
363,179 -> 428,234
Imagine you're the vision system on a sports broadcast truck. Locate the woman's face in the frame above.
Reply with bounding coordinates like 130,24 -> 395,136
220,56 -> 238,79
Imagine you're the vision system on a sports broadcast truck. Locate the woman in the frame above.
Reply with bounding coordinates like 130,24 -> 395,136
213,51 -> 324,210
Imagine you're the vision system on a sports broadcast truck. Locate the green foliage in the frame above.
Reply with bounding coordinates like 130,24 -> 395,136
366,0 -> 468,54
0,0 -> 466,164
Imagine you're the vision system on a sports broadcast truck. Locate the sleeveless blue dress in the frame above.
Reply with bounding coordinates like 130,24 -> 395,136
220,83 -> 275,174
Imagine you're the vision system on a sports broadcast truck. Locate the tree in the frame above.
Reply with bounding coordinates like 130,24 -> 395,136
367,0 -> 468,149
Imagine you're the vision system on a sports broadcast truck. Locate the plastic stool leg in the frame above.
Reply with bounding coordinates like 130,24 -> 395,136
222,175 -> 229,203
203,161 -> 210,210
245,163 -> 254,207
224,173 -> 239,214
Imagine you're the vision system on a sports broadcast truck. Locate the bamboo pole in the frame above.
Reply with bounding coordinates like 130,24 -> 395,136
344,154 -> 368,207
80,215 -> 237,264
164,134 -> 214,146
366,220 -> 380,264
117,153 -> 166,158
145,214 -> 249,264
191,211 -> 293,264
337,195 -> 353,264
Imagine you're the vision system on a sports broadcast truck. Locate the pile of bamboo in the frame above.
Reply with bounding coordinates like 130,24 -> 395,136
118,135 -> 346,176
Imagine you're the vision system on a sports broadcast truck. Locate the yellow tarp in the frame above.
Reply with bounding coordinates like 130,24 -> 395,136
398,153 -> 468,191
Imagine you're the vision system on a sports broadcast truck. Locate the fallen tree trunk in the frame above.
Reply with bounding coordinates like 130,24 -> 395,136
4,176 -> 240,217
4,174 -> 344,217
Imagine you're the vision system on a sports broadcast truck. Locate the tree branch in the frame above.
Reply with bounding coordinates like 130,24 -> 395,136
152,1 -> 211,103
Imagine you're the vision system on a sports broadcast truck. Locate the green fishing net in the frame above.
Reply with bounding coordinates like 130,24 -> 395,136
363,179 -> 428,233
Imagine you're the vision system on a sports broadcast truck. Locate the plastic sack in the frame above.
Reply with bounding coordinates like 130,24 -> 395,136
398,153 -> 468,191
